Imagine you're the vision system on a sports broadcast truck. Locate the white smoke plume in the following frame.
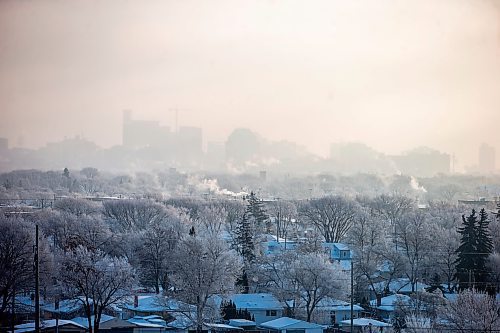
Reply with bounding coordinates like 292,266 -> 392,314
188,176 -> 248,197
410,176 -> 427,193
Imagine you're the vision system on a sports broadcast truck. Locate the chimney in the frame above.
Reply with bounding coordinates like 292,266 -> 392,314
134,295 -> 139,308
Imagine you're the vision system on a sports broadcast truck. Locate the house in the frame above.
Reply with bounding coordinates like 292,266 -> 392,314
228,319 -> 256,330
120,295 -> 194,322
371,278 -> 430,297
72,314 -> 137,332
15,320 -> 86,333
204,323 -> 243,333
259,317 -> 324,333
323,243 -> 351,261
311,298 -> 364,325
340,318 -> 391,333
369,294 -> 411,321
128,316 -> 167,333
43,299 -> 87,320
215,294 -> 283,325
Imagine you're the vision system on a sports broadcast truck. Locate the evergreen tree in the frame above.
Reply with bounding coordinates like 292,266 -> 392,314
245,192 -> 269,233
455,209 -> 493,291
476,208 -> 493,289
235,213 -> 256,264
455,209 -> 478,290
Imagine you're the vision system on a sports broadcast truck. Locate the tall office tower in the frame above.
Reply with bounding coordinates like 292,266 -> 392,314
479,143 -> 496,173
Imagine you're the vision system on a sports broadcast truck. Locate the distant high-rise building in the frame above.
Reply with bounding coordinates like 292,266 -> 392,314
0,137 -> 8,151
122,110 -> 170,148
391,147 -> 450,177
479,143 -> 495,173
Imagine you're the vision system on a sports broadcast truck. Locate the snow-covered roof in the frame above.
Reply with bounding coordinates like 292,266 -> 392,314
331,243 -> 350,251
42,299 -> 85,314
71,314 -> 115,327
165,312 -> 195,329
15,320 -> 86,333
372,278 -> 429,294
204,323 -> 243,330
370,294 -> 411,311
222,293 -> 283,310
128,317 -> 165,328
121,295 -> 194,313
260,317 -> 324,330
315,298 -> 363,312
228,319 -> 256,327
340,318 -> 391,327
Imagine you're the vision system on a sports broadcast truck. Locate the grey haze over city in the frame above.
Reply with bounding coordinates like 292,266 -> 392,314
4,2 -> 500,333
1,0 -> 500,174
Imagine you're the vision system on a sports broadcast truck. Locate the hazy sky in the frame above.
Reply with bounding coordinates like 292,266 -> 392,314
1,0 -> 499,167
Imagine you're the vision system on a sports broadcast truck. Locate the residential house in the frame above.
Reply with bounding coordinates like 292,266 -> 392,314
15,320 -> 86,333
128,316 -> 167,333
339,318 -> 391,333
310,298 -> 363,326
72,314 -> 136,333
43,299 -> 87,320
120,295 -> 194,322
215,294 -> 283,325
369,294 -> 411,322
259,317 -> 324,333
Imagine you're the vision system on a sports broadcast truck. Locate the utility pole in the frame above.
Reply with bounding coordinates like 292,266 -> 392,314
11,284 -> 15,333
350,259 -> 354,333
34,224 -> 40,333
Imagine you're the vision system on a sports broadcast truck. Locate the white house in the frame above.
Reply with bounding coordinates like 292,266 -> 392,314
120,295 -> 195,322
369,294 -> 411,321
340,318 -> 391,333
311,298 -> 364,325
371,278 -> 430,297
72,314 -> 137,332
15,320 -> 87,333
216,293 -> 284,325
259,317 -> 324,333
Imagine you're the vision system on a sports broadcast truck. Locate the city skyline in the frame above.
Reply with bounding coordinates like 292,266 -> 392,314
1,0 -> 499,168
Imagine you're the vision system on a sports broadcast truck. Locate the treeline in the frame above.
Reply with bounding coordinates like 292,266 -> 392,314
1,167 -> 500,202
1,170 -> 500,330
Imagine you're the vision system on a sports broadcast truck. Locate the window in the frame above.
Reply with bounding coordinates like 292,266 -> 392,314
266,310 -> 277,316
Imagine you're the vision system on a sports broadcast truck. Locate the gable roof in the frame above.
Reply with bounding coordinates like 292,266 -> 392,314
121,295 -> 194,313
340,318 -> 391,327
228,293 -> 283,310
315,298 -> 363,311
260,317 -> 324,330
15,320 -> 86,333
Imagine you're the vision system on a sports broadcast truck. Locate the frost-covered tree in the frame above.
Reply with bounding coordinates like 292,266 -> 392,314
103,199 -> 168,231
396,211 -> 435,292
428,227 -> 459,292
59,246 -> 135,333
255,251 -> 298,316
290,253 -> 349,322
0,218 -> 36,319
300,196 -> 358,243
135,208 -> 185,293
439,289 -> 500,332
169,235 -> 242,333
267,200 -> 297,242
0,217 -> 53,326
196,204 -> 227,236
53,197 -> 100,217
